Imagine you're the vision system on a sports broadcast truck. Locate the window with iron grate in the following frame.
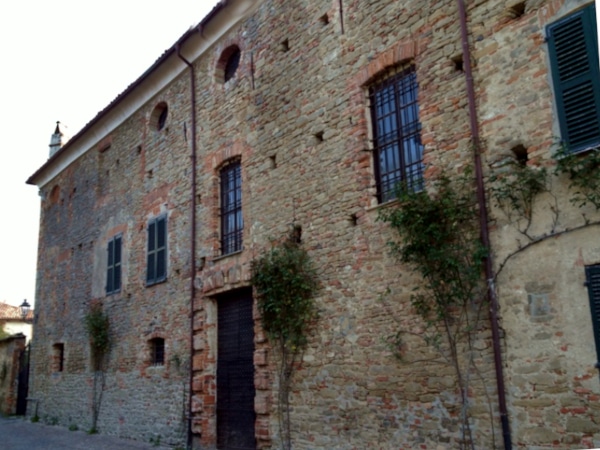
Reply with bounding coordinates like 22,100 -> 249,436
220,161 -> 243,255
369,65 -> 424,203
547,3 -> 600,153
150,338 -> 165,366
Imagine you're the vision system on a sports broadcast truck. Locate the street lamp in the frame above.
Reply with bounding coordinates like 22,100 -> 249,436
19,299 -> 31,321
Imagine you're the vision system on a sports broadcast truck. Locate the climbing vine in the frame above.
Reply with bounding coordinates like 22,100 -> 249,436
554,145 -> 600,210
84,301 -> 111,433
489,160 -> 554,237
378,174 -> 487,450
490,147 -> 600,281
251,228 -> 319,450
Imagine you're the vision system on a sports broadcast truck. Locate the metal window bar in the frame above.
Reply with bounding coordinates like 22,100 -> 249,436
220,162 -> 243,255
370,67 -> 424,202
152,338 -> 165,366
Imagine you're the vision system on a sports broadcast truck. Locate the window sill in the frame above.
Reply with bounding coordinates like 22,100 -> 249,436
213,249 -> 243,262
365,198 -> 399,214
146,278 -> 167,288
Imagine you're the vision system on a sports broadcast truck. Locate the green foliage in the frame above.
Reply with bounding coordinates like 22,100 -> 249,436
379,175 -> 486,323
0,324 -> 9,340
490,161 -> 549,222
87,427 -> 98,435
251,229 -> 319,450
68,424 -> 79,431
30,415 -> 39,423
554,146 -> 600,210
251,235 -> 318,351
379,174 -> 486,450
84,302 -> 110,365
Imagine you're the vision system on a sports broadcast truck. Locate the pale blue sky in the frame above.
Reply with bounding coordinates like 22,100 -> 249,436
0,0 -> 218,307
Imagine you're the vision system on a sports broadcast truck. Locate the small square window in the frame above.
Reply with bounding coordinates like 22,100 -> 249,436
53,343 -> 64,372
150,338 -> 165,366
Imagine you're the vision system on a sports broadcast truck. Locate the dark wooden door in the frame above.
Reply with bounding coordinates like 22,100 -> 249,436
217,290 -> 256,450
16,344 -> 30,415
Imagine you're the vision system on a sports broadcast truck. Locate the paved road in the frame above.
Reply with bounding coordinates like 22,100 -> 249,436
0,416 -> 174,450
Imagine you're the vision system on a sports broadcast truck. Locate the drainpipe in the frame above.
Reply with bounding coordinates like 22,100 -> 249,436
456,1 -> 512,449
176,45 -> 198,450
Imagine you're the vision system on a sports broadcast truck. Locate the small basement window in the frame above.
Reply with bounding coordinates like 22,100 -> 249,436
53,343 -> 64,372
150,338 -> 165,366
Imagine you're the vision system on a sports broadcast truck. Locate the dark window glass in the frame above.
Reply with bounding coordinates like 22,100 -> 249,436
547,4 -> 600,152
220,162 -> 243,255
151,338 -> 165,366
224,47 -> 241,82
106,235 -> 122,295
369,66 -> 424,202
158,107 -> 168,130
147,216 -> 167,285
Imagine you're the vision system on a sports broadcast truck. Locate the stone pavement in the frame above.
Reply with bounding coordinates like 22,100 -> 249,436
0,416 -> 175,450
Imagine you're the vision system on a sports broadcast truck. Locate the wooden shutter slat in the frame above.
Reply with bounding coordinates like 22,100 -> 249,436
547,4 -> 600,152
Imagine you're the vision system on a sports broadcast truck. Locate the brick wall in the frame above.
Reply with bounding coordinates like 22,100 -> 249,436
29,0 -> 600,448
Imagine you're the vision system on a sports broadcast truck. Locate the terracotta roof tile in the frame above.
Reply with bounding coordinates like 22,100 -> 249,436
0,302 -> 34,320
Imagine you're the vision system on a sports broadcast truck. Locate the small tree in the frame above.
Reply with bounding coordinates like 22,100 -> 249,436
251,229 -> 319,450
84,302 -> 110,433
378,175 -> 488,450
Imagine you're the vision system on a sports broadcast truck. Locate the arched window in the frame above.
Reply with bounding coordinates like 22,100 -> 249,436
217,45 -> 242,84
151,102 -> 168,131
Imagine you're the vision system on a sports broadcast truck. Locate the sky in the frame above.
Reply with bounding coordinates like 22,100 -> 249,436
0,0 -> 219,307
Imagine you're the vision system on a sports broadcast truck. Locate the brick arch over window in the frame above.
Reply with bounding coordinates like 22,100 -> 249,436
348,38 -> 425,203
354,40 -> 420,87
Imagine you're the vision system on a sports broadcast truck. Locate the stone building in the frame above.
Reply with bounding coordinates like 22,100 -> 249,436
26,0 -> 600,448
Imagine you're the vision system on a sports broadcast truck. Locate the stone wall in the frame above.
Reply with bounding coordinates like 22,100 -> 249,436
29,65 -> 194,447
29,0 -> 600,448
0,334 -> 25,415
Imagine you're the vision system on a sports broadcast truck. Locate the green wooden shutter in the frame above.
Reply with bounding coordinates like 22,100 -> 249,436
147,221 -> 156,283
107,239 -> 114,293
585,264 -> 600,367
547,4 -> 600,152
156,217 -> 166,282
114,236 -> 122,291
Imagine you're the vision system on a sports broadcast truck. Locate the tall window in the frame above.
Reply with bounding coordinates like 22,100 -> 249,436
147,216 -> 167,285
547,3 -> 600,153
106,235 -> 122,295
220,161 -> 243,255
369,66 -> 424,202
